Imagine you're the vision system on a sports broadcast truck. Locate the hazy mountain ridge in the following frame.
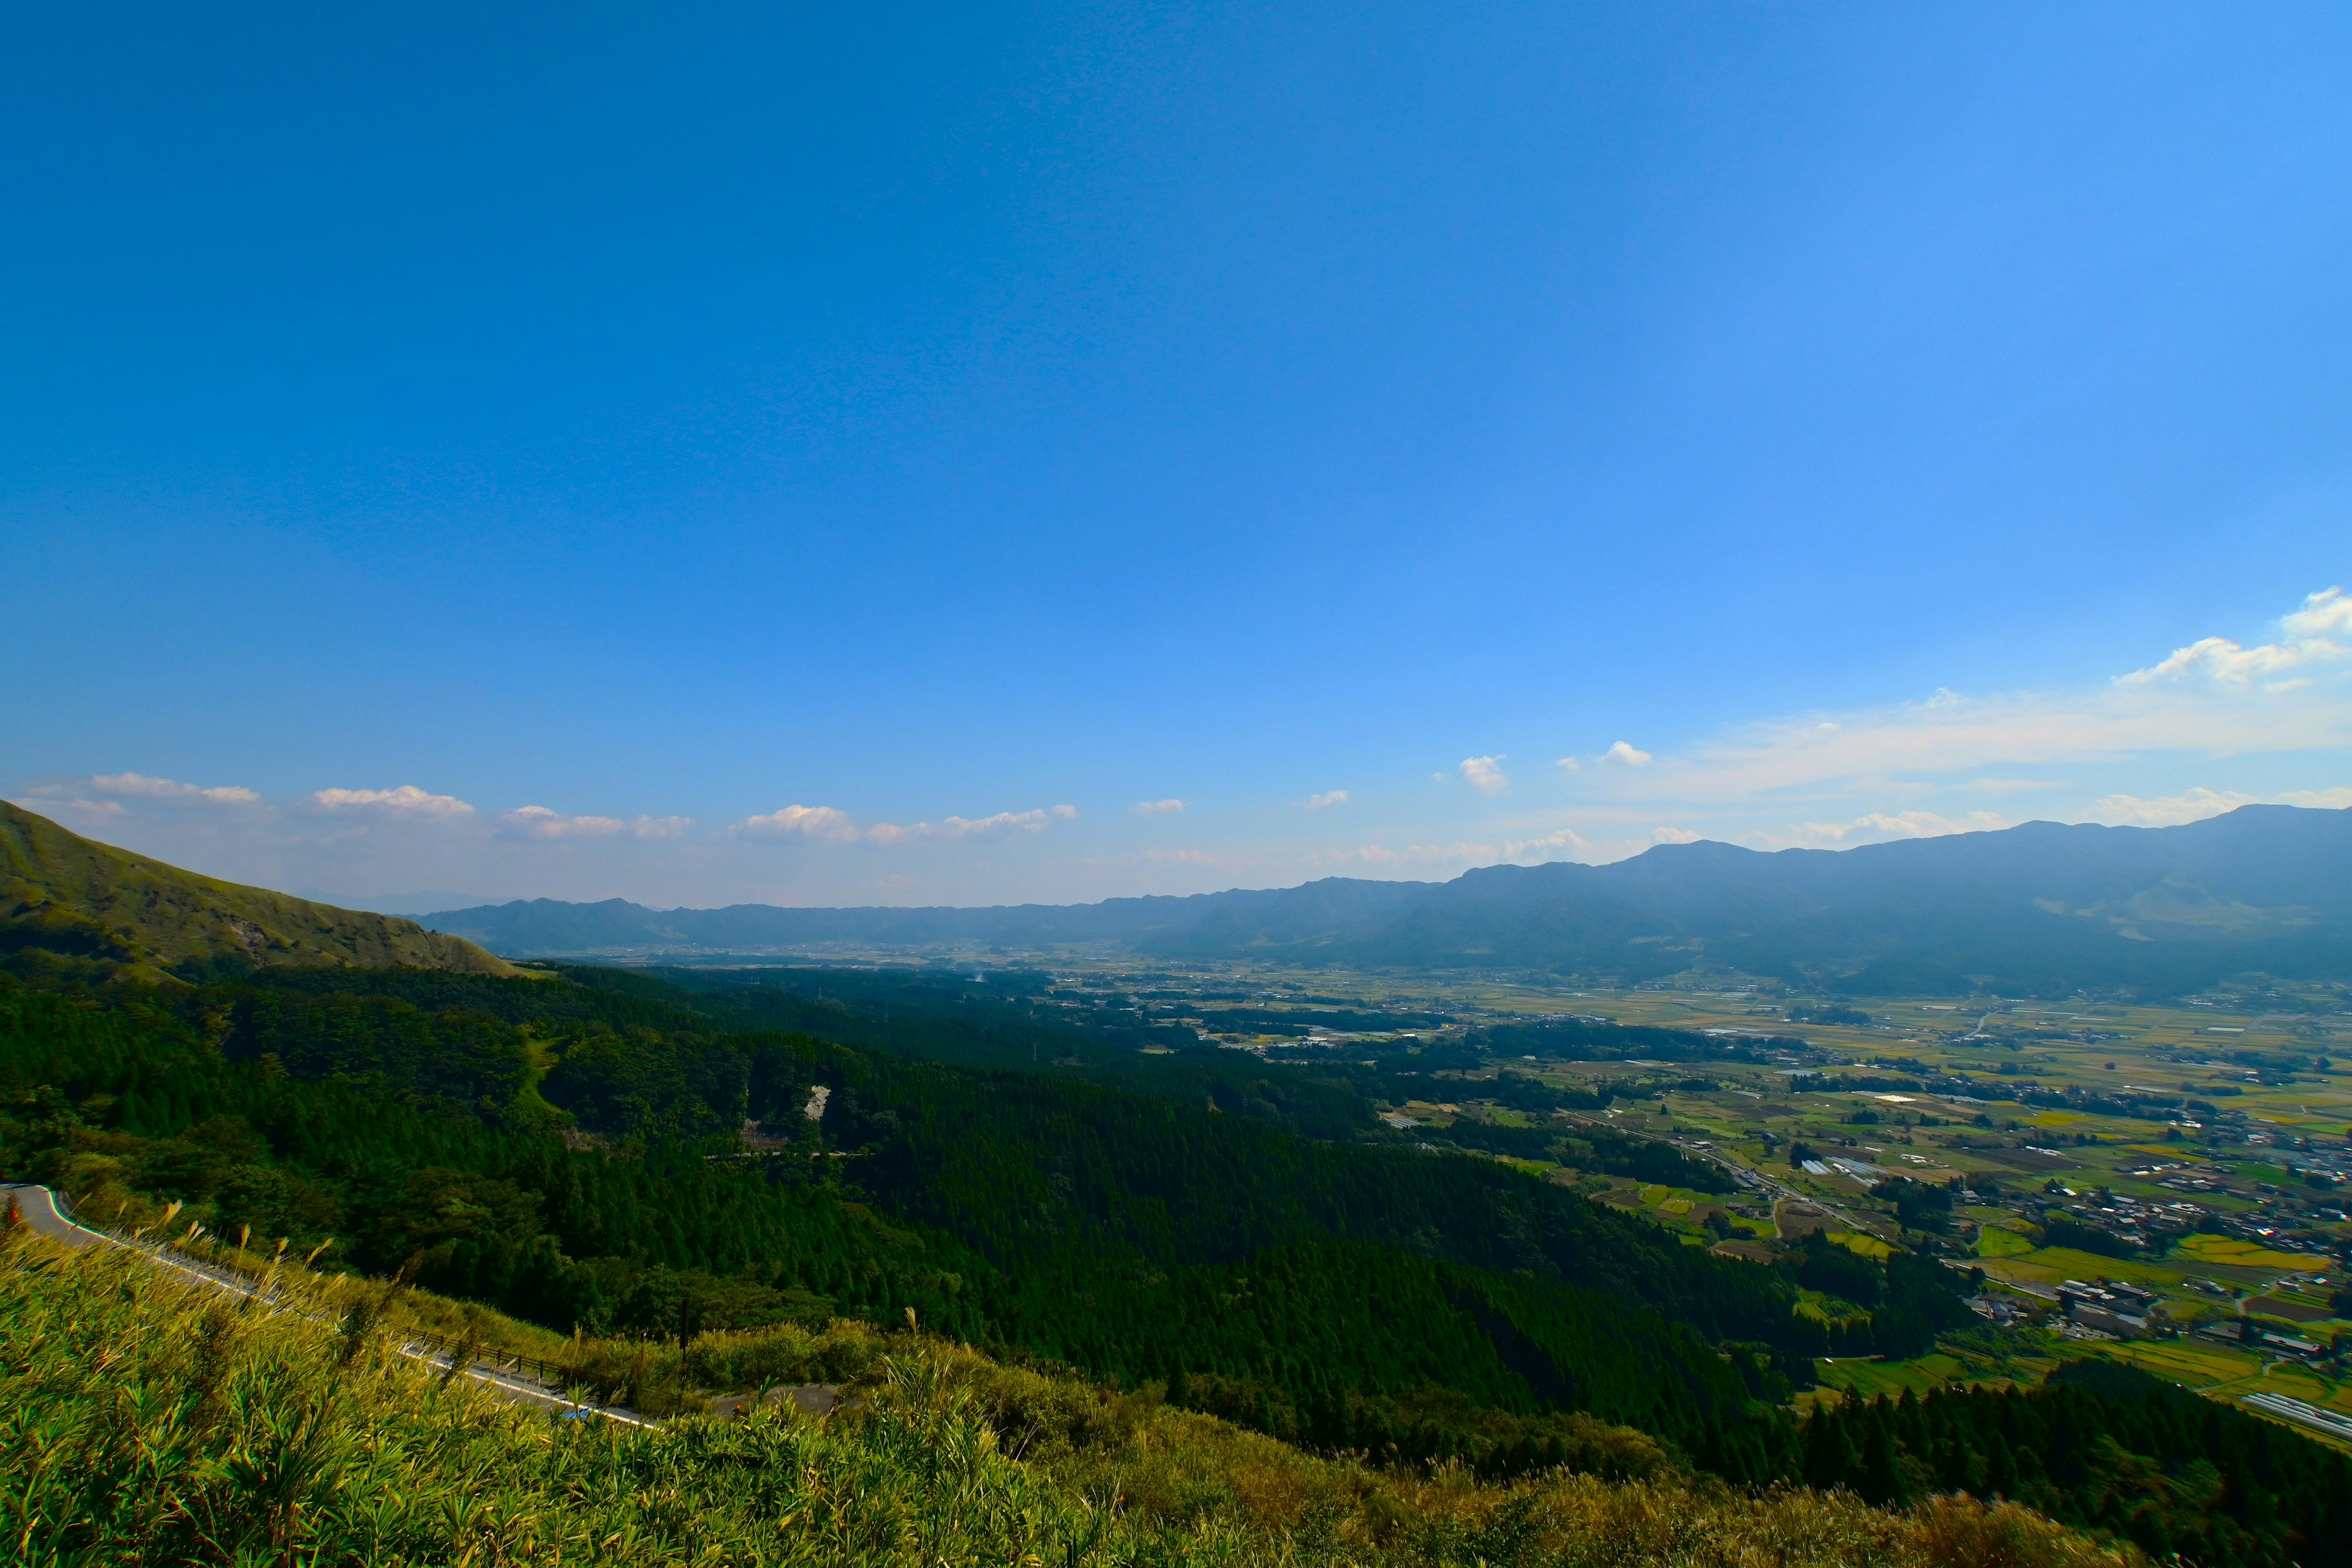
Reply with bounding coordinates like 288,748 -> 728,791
0,801 -> 518,981
424,806 -> 2352,995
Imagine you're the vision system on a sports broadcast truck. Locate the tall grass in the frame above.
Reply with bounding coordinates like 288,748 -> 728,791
0,1231 -> 2135,1567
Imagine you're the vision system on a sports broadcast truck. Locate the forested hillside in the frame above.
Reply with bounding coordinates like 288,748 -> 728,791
0,959 -> 1973,1482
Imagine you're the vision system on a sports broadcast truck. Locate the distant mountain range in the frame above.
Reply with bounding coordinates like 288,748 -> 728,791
0,802 -> 516,982
424,805 -> 2352,995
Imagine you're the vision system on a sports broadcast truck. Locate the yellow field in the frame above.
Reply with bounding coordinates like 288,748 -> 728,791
2096,1339 -> 2261,1389
1983,1246 -> 2192,1290
2173,1234 -> 2321,1272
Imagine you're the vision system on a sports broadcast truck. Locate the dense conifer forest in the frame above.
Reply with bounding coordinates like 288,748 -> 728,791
1793,1360 -> 2352,1568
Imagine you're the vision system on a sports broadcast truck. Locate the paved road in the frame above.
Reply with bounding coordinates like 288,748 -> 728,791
4,1182 -> 112,1248
2,1183 -> 651,1427
1555,1113 -> 1876,1234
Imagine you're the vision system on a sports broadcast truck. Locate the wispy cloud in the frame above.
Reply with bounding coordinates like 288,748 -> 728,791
499,805 -> 694,840
12,771 -> 262,822
88,771 -> 262,805
1651,826 -> 1702,845
1771,809 -> 2010,847
308,785 -> 476,818
1350,840 -> 1503,867
876,805 -> 1079,843
1305,790 -> 1349,811
1457,755 -> 1509,794
736,802 -> 1079,844
2087,788 -> 2257,827
1962,777 -> 2060,794
18,794 -> 126,820
1572,590 -> 2352,807
1132,798 -> 1185,816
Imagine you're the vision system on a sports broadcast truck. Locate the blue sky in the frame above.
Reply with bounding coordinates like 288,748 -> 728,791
4,3 -> 2349,909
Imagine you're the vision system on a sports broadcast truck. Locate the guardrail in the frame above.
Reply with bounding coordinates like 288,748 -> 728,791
6,1183 -> 647,1425
395,1325 -> 576,1389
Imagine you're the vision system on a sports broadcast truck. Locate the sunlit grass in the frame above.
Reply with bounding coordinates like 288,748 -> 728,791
0,1231 -> 2137,1568
1974,1227 -> 2032,1259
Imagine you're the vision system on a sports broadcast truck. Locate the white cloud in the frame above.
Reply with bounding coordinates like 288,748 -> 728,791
738,804 -> 864,840
2120,587 -> 2350,686
309,785 -> 475,818
1306,790 -> 1349,811
500,806 -> 694,840
1602,742 -> 1652,767
1556,756 -> 1581,772
2280,786 -> 2352,810
1132,799 -> 1186,816
1651,826 -> 1702,845
1505,826 -> 1589,858
88,771 -> 261,805
1458,755 -> 1509,794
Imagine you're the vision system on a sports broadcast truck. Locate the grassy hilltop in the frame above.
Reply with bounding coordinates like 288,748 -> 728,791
0,801 -> 514,982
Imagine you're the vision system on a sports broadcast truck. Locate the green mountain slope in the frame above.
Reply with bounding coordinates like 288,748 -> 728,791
0,800 -> 515,981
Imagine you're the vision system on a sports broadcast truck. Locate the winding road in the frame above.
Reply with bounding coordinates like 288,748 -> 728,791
2,1183 -> 651,1427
